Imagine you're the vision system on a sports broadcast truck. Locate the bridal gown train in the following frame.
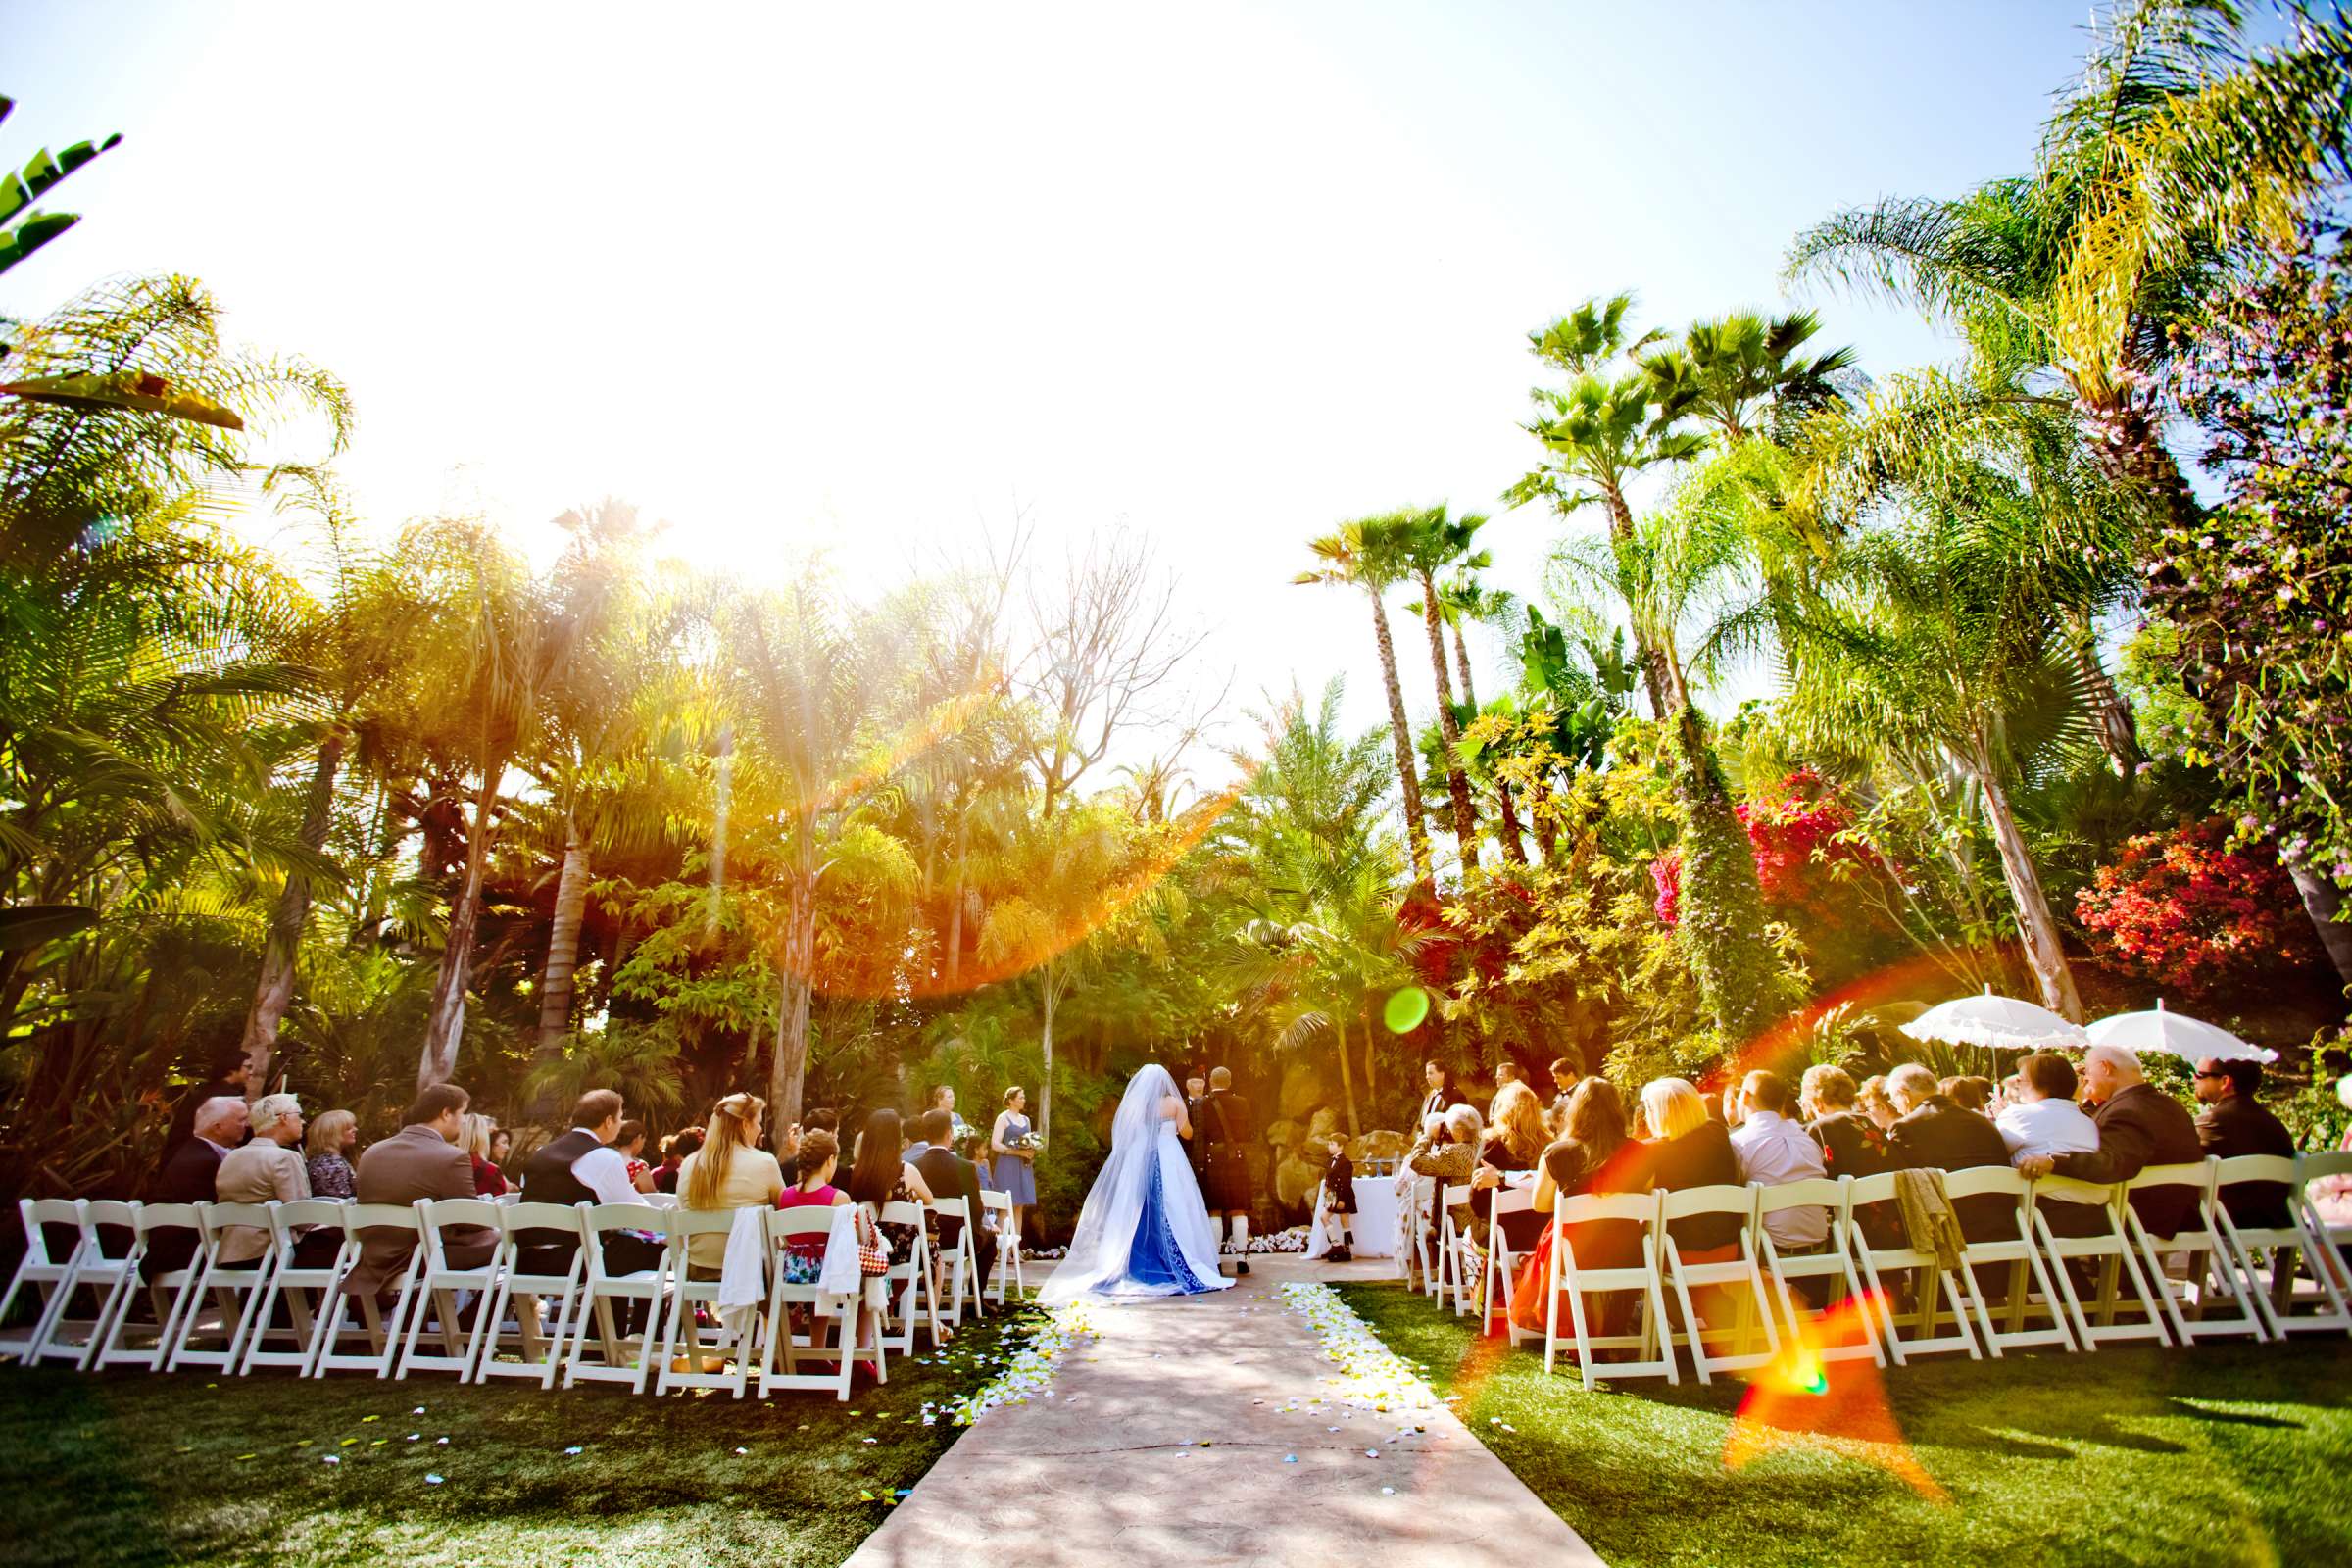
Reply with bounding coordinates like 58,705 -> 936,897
1039,1064 -> 1235,1305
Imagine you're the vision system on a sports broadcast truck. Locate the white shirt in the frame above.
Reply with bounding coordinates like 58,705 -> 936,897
1730,1110 -> 1829,1248
1997,1098 -> 2100,1162
567,1127 -> 648,1206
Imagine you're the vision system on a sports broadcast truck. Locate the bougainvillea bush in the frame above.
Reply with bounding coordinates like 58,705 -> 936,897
2075,817 -> 2321,996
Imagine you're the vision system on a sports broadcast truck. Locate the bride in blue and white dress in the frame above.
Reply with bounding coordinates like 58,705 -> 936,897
1038,1063 -> 1235,1305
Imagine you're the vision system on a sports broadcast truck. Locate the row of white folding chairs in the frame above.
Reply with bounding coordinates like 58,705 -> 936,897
1444,1152 -> 2352,1392
2,1190 -> 1019,1399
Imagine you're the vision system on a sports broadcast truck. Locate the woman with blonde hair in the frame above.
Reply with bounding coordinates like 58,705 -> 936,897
460,1111 -> 508,1196
1636,1077 -> 1744,1315
304,1108 -> 360,1199
1470,1080 -> 1550,1251
676,1092 -> 787,1277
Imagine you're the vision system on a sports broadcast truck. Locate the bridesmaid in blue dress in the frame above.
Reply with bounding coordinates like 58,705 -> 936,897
992,1085 -> 1042,1246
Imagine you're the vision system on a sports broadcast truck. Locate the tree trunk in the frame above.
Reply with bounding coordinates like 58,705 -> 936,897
2284,851 -> 2352,989
536,832 -> 590,1054
417,759 -> 504,1089
1369,587 -> 1432,882
1605,486 -> 1674,717
1419,569 -> 1480,858
1964,738 -> 2084,1022
2068,614 -> 2137,776
1038,959 -> 1059,1146
1669,705 -> 1778,1044
1332,1012 -> 1361,1139
238,726 -> 346,1093
768,865 -> 817,1124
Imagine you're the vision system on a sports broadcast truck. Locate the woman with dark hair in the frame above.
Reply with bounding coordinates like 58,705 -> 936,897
847,1108 -> 936,1268
1511,1077 -> 1648,1339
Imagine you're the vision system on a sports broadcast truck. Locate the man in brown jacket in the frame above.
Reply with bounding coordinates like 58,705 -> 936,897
341,1083 -> 497,1298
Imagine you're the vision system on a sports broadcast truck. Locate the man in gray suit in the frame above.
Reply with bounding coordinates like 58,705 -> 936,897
341,1082 -> 497,1298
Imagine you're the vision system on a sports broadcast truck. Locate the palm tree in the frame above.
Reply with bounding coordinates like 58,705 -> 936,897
1296,516 -> 1432,881
1396,506 -> 1488,859
1509,294 -> 1706,717
1425,569 -> 1528,864
1641,308 -> 1857,441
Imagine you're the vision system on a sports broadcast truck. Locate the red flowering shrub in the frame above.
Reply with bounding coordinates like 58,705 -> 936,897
1653,770 -> 1877,928
2074,818 -> 2321,995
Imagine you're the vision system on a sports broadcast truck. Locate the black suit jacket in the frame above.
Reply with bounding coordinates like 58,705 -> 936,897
2052,1083 -> 2206,1239
1806,1110 -> 1886,1179
2197,1092 -> 2296,1228
142,1138 -> 225,1279
1887,1096 -> 2016,1242
909,1144 -> 981,1246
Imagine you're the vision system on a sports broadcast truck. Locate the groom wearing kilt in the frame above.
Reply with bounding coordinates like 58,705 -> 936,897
1198,1066 -> 1255,1276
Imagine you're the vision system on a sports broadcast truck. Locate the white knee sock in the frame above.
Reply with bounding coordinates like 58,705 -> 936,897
1210,1216 -> 1227,1252
1230,1217 -> 1250,1254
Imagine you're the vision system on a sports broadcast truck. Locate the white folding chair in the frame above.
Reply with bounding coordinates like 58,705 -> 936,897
240,1200 -> 355,1373
94,1201 -> 207,1371
876,1200 -> 943,1357
0,1198 -> 88,1363
564,1204 -> 671,1393
2214,1154 -> 2351,1338
57,1200 -> 145,1370
171,1202 -> 278,1374
1937,1166 -> 2076,1356
1438,1184 -> 1475,1315
1755,1176 -> 1882,1367
929,1196 -> 982,1323
1845,1172 -> 1980,1363
396,1198 -> 503,1380
2124,1159 -> 2265,1344
1403,1177 -> 1438,1292
311,1202 -> 427,1378
2030,1175 -> 2171,1350
2298,1150 -> 2352,1297
656,1208 -> 755,1397
1542,1190 -> 1678,1390
1481,1186 -> 1537,1340
475,1201 -> 589,1386
758,1207 -> 860,1401
979,1189 -> 1026,1303
1657,1184 -> 1782,1383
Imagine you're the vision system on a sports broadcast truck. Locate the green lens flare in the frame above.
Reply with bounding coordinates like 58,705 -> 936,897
1384,986 -> 1431,1034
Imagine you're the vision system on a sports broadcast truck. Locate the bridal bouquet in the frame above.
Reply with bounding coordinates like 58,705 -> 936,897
1007,1129 -> 1047,1153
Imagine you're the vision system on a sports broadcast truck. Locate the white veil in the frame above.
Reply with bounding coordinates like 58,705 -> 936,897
1039,1064 -> 1228,1304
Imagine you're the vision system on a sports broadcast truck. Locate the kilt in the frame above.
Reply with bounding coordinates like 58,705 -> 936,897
1200,1144 -> 1254,1212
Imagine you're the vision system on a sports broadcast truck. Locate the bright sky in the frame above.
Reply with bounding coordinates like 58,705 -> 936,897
7,1 -> 2093,769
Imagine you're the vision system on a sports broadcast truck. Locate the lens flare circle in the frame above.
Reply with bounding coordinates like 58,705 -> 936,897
1383,986 -> 1431,1034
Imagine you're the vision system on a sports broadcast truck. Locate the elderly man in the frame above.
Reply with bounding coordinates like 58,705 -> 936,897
1731,1071 -> 1828,1250
1885,1061 -> 2016,1241
2019,1045 -> 2203,1239
143,1095 -> 250,1280
2195,1057 -> 2296,1227
215,1093 -> 339,1266
343,1083 -> 498,1298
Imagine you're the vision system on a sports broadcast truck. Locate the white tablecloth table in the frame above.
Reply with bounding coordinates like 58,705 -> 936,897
1306,1177 -> 1397,1259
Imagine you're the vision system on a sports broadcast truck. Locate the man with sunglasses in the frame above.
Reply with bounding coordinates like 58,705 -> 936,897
2194,1058 -> 2296,1228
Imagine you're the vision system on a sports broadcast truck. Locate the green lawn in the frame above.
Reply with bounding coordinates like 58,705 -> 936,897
1340,1282 -> 2352,1568
0,1308 -> 1046,1567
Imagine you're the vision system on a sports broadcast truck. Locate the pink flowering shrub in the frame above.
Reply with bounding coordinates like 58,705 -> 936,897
2074,817 -> 2320,995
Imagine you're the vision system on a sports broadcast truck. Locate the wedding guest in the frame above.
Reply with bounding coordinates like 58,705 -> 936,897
1730,1072 -> 1828,1250
304,1108 -> 360,1200
1800,1065 -> 1885,1178
779,1108 -> 834,1184
516,1090 -> 661,1276
1471,1081 -> 1549,1251
654,1128 -> 704,1193
2019,1046 -> 2204,1240
1996,1052 -> 2099,1162
1512,1077 -> 1644,1338
615,1120 -> 656,1192
1636,1078 -> 1743,1257
460,1111 -> 508,1196
847,1108 -> 937,1269
1940,1075 -> 1995,1114
1416,1060 -> 1453,1127
144,1096 -> 249,1280
488,1126 -> 513,1172
215,1093 -> 336,1266
1408,1103 -> 1484,1249
908,1107 -> 996,1291
676,1092 -> 786,1276
1858,1074 -> 1900,1133
2195,1058 -> 2296,1227
345,1083 -> 497,1298
775,1128 -> 862,1361
1547,1056 -> 1581,1114
1885,1063 -> 2015,1241
169,1053 -> 252,1146
991,1087 -> 1040,1245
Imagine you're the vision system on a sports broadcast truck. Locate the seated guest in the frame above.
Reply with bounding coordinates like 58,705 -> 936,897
1731,1071 -> 1828,1250
2194,1057 -> 2295,1228
1858,1075 -> 1899,1133
781,1107 -> 838,1184
1884,1062 -> 2015,1242
169,1054 -> 252,1146
1716,1084 -> 1743,1130
846,1108 -> 937,1270
907,1107 -> 998,1289
1408,1103 -> 1483,1246
1470,1082 -> 1549,1250
655,1128 -> 704,1193
460,1112 -> 508,1196
1941,1075 -> 1995,1114
614,1120 -> 657,1192
1513,1077 -> 1649,1337
1800,1064 -> 1885,1178
776,1128 -> 850,1266
1996,1052 -> 2100,1161
516,1089 -> 661,1276
1636,1078 -> 1743,1258
306,1109 -> 359,1199
488,1126 -> 513,1173
343,1084 -> 498,1298
2019,1046 -> 2204,1239
143,1096 -> 251,1280
675,1092 -> 785,1277
216,1093 -> 336,1266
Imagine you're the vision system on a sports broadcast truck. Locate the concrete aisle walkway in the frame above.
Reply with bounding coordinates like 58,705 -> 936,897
844,1256 -> 1605,1568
